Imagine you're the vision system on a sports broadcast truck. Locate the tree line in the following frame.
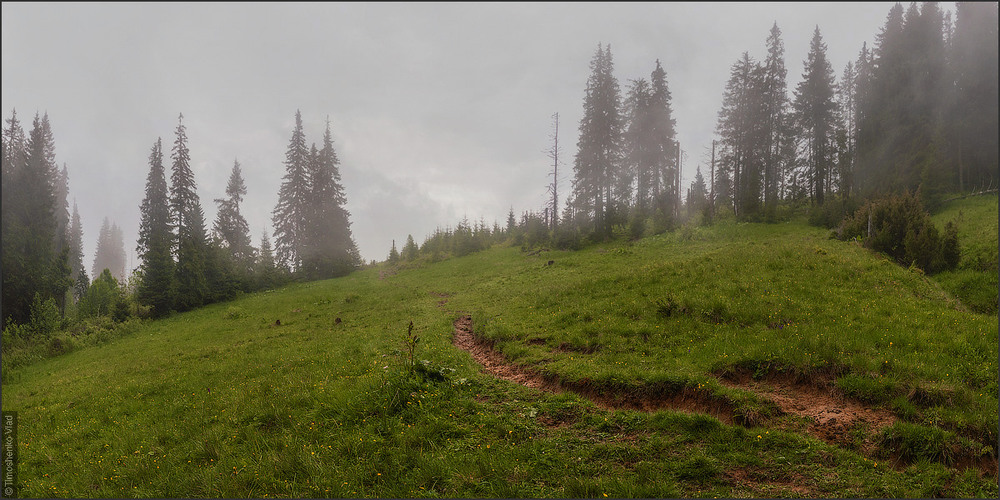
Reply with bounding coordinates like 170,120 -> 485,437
712,1 -> 997,224
381,2 -> 997,265
2,109 -> 360,334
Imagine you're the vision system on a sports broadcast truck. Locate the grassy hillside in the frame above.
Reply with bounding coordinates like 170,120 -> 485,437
3,206 -> 997,498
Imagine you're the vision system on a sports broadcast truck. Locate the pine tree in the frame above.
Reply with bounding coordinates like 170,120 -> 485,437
170,113 -> 208,311
856,2 -> 951,198
301,117 -> 359,279
686,166 -> 709,218
2,109 -> 30,323
387,239 -> 400,263
213,159 -> 253,271
716,52 -> 767,218
272,110 -> 311,271
570,43 -> 624,238
793,27 -> 838,206
92,217 -> 126,282
54,164 -> 71,253
402,234 -> 419,261
836,60 -> 858,203
853,42 -> 874,181
2,112 -> 70,324
68,201 -> 85,293
648,60 -> 678,221
256,231 -> 279,290
762,23 -> 790,219
624,78 -> 654,214
137,138 -> 175,317
947,1 -> 999,190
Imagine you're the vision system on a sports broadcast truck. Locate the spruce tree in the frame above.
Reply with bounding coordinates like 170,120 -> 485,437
762,23 -> 790,219
624,78 -> 654,214
716,52 -> 767,217
170,113 -> 208,311
137,138 -> 175,317
256,231 -> 279,290
648,60 -> 678,222
272,110 -> 311,271
2,112 -> 70,324
570,43 -> 623,238
54,164 -> 71,253
402,234 -> 419,261
948,1 -> 998,190
686,166 -> 709,218
68,201 -> 86,297
793,27 -> 838,206
2,109 -> 30,323
92,217 -> 127,282
213,159 -> 253,272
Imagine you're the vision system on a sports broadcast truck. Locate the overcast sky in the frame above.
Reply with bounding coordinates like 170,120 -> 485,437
2,2 -> 942,270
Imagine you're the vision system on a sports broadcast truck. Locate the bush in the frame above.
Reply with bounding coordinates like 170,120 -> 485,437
552,226 -> 582,251
808,198 -> 859,229
28,293 -> 62,337
627,213 -> 646,241
835,191 -> 960,274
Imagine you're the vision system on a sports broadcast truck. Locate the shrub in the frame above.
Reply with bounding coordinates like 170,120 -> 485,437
808,197 -> 858,229
29,293 -> 62,337
627,212 -> 646,241
835,191 -> 960,274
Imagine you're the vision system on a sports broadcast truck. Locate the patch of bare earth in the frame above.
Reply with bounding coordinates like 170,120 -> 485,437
723,468 -> 817,498
718,371 -> 896,451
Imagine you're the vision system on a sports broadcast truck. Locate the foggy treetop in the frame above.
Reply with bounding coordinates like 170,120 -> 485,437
1,2 -> 956,267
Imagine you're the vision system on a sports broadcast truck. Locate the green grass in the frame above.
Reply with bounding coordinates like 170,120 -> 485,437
3,201 -> 997,498
930,192 -> 999,314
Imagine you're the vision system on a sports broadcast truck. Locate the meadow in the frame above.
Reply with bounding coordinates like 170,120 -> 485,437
2,195 -> 997,498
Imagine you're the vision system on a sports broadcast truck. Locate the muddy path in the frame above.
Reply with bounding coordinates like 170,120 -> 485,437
451,315 -> 896,450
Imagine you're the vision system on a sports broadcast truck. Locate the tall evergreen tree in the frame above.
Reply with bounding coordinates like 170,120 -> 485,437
402,234 -> 419,261
648,60 -> 678,219
686,166 -> 709,218
792,26 -> 838,206
2,112 -> 71,324
624,77 -> 654,214
169,113 -> 208,311
302,117 -> 360,278
255,231 -> 279,289
856,2 -> 951,200
92,217 -> 127,282
2,109 -> 30,323
68,202 -> 85,283
947,1 -> 999,190
272,110 -> 311,271
569,43 -> 623,238
762,23 -> 790,219
136,138 -> 175,317
54,164 -> 71,253
853,42 -> 874,183
716,52 -> 767,218
836,60 -> 858,203
213,159 -> 254,271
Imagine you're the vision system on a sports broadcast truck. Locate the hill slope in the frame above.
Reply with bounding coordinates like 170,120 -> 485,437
3,206 -> 997,498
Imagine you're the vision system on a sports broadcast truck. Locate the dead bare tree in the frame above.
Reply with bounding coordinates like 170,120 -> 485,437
545,112 -> 562,230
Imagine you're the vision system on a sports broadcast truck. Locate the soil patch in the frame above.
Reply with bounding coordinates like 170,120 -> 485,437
719,370 -> 897,450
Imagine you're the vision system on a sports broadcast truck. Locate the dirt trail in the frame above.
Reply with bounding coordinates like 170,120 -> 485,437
453,315 -> 736,425
451,315 -> 897,445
